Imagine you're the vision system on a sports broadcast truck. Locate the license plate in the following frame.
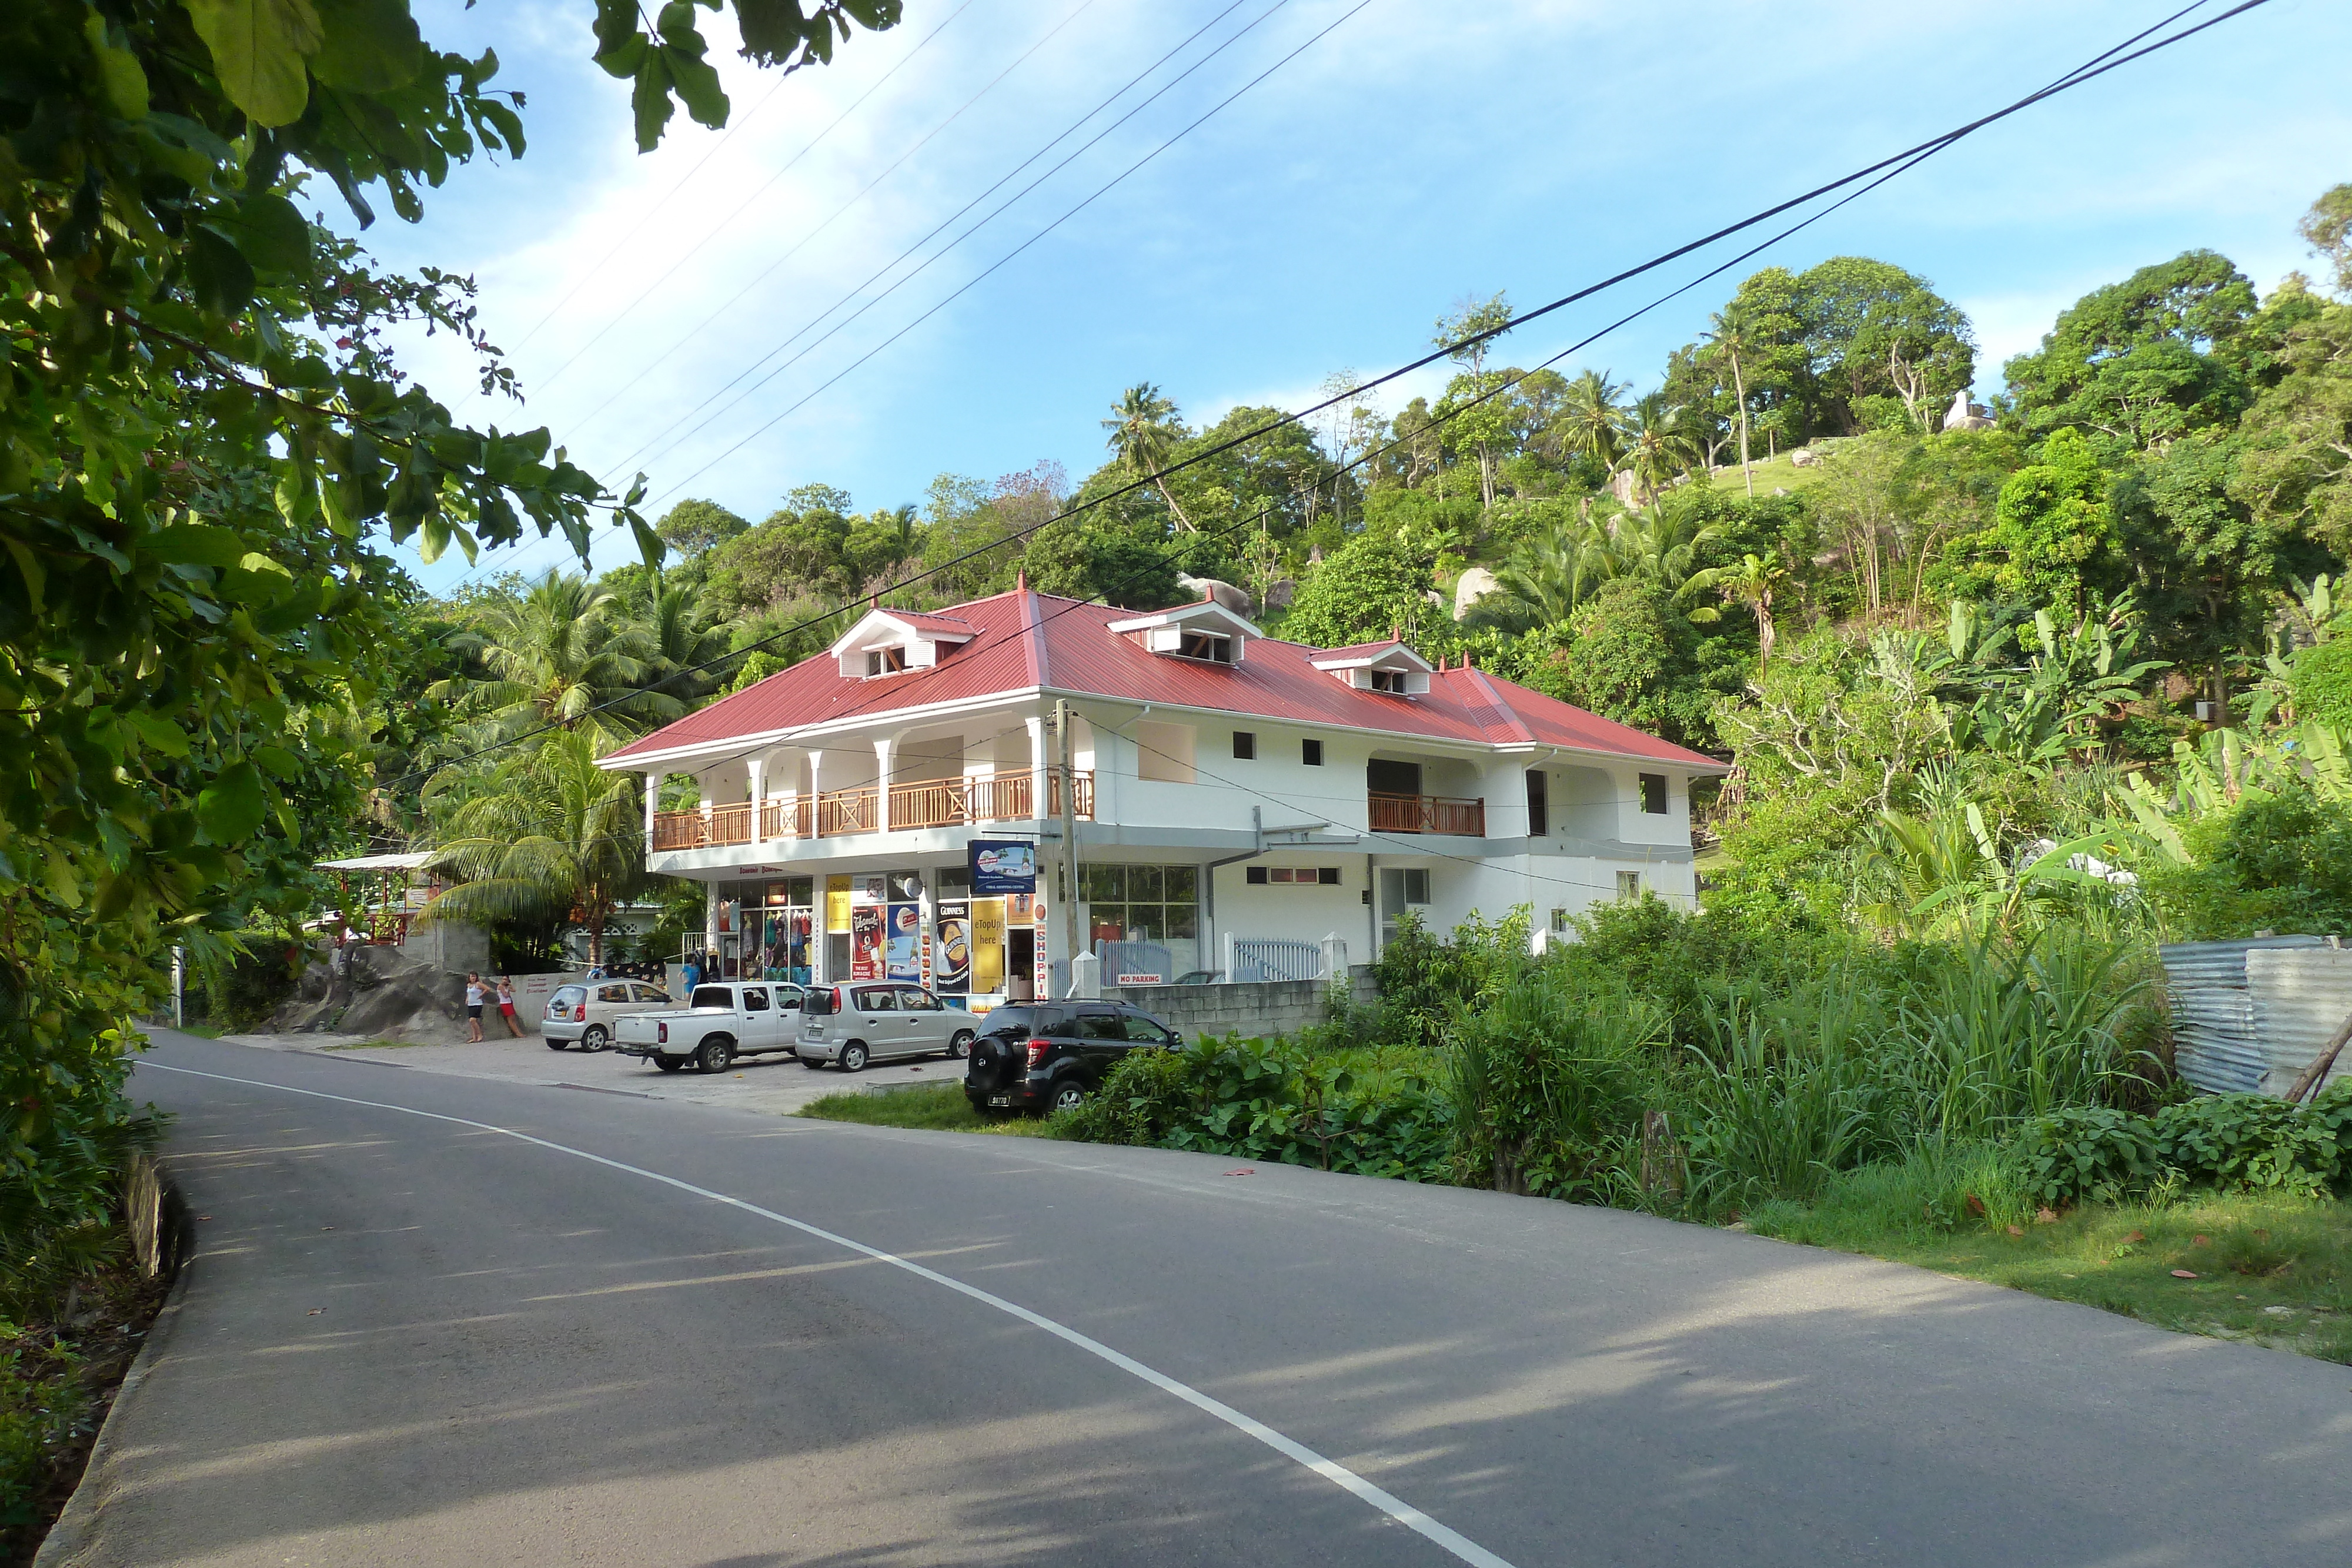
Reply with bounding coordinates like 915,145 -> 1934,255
987,1095 -> 1011,1107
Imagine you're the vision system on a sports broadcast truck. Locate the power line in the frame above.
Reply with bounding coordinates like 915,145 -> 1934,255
520,0 -> 985,383
554,0 -> 1108,444
607,0 -> 1301,489
453,0 -> 1264,589
397,0 -> 2267,793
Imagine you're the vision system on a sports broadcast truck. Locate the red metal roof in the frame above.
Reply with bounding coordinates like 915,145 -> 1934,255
605,588 -> 1725,770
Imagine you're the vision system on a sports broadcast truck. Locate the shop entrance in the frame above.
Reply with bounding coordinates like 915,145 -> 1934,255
1007,927 -> 1036,1001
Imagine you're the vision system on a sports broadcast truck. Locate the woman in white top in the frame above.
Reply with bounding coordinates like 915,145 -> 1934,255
464,973 -> 486,1042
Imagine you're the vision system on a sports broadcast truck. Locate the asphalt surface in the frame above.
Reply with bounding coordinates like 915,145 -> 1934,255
50,1031 -> 2352,1567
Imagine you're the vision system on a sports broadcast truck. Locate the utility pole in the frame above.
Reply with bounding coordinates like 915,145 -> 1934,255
1056,698 -> 1080,997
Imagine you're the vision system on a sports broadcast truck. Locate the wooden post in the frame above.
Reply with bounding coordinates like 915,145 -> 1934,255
2287,1006 -> 2352,1104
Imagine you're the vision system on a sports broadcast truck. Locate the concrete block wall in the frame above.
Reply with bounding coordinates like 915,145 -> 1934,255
1101,965 -> 1379,1044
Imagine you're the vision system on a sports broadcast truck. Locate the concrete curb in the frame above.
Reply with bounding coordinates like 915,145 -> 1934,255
31,1176 -> 197,1568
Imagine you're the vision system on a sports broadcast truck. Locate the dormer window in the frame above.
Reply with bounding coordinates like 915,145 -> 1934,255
1108,600 -> 1262,666
828,607 -> 975,680
1310,639 -> 1433,696
1178,631 -> 1233,664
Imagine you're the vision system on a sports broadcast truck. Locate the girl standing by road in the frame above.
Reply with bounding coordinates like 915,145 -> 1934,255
496,977 -> 523,1038
464,974 -> 486,1042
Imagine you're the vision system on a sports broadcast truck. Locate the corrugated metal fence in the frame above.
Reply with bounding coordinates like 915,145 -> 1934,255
2157,936 -> 2352,1096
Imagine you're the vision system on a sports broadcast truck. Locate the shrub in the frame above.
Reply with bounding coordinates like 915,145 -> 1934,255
1445,968 -> 1661,1199
2141,779 -> 2352,941
2155,1093 -> 2343,1196
2014,1106 -> 2167,1206
1369,908 -> 1530,1049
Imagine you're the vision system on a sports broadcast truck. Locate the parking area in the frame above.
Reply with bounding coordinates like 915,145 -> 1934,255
216,1032 -> 957,1116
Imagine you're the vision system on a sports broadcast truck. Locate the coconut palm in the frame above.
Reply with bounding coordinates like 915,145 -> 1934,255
1619,394 -> 1703,504
1686,550 -> 1790,666
1558,369 -> 1632,476
1489,516 -> 1618,625
427,571 -> 683,750
1701,312 -> 1758,497
1103,383 -> 1196,531
420,731 -> 645,967
1606,504 -> 1722,593
620,571 -> 737,705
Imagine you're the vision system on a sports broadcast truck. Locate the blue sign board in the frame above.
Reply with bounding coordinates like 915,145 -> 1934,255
969,839 -> 1037,895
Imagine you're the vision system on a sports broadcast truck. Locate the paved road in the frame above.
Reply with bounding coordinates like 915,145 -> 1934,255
221,1029 -> 954,1115
49,1032 -> 2352,1567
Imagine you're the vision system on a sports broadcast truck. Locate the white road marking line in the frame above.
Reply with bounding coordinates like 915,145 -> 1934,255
143,1060 -> 1518,1568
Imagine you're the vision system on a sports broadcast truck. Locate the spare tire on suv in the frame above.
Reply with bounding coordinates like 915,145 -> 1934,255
963,1001 -> 1178,1116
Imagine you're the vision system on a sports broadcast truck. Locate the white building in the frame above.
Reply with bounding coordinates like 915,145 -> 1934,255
599,583 -> 1728,1004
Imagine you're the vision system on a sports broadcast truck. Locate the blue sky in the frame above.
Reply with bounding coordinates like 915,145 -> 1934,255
373,0 -> 2351,594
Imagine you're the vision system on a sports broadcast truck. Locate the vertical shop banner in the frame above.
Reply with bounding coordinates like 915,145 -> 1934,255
825,875 -> 851,934
971,899 -> 1005,994
850,905 -> 883,979
969,840 -> 1037,895
885,901 -> 920,981
934,900 -> 970,993
1034,892 -> 1050,999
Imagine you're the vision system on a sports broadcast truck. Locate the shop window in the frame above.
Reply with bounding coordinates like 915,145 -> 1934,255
1639,773 -> 1668,814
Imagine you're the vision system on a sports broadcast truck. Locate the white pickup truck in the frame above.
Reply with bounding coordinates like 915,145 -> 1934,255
614,981 -> 806,1074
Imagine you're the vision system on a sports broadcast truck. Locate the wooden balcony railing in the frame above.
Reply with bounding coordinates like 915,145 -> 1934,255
1368,793 -> 1485,837
650,769 -> 1095,851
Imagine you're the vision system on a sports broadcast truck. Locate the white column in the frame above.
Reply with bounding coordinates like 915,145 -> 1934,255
643,773 -> 660,856
747,755 -> 766,848
873,736 -> 895,833
703,881 -> 720,962
1025,713 -> 1048,821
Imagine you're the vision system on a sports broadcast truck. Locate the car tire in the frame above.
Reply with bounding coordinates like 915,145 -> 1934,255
1050,1078 -> 1087,1114
697,1036 -> 734,1074
654,1057 -> 684,1073
582,1025 -> 610,1053
545,1037 -> 568,1052
838,1041 -> 868,1073
947,1029 -> 975,1059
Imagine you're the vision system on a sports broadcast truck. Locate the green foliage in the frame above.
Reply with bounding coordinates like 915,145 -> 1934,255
1366,908 -> 1531,1050
2003,250 -> 2260,448
2141,778 -> 2352,940
1549,580 -> 1729,749
655,498 -> 750,557
1445,967 -> 1662,1199
2014,1105 -> 2167,1206
1061,1037 -> 1455,1183
1278,527 -> 1439,648
2154,1092 -> 2346,1197
1945,429 -> 2121,610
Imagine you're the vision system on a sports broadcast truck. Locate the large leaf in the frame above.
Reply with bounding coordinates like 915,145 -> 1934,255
309,0 -> 422,92
183,0 -> 325,128
197,760 -> 270,844
213,192 -> 313,275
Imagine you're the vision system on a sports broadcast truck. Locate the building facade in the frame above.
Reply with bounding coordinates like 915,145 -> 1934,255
599,584 -> 1727,1005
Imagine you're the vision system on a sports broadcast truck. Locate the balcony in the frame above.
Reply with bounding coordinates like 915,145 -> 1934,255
1368,792 -> 1485,837
650,769 -> 1093,851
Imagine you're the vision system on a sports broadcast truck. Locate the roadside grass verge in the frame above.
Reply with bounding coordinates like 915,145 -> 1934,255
1748,1150 -> 2352,1364
797,1082 -> 1057,1137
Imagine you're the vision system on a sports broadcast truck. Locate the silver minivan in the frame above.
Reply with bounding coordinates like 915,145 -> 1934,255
796,983 -> 976,1072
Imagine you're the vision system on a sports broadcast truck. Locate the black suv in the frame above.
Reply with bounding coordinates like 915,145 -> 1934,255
963,1002 -> 1181,1115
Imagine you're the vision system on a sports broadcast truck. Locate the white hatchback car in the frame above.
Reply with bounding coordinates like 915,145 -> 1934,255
542,979 -> 675,1052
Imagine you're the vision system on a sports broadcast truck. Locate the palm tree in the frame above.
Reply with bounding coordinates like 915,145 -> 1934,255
1686,551 -> 1789,666
426,571 -> 683,750
1559,369 -> 1632,476
1701,312 -> 1756,497
1103,383 -> 1196,531
1606,504 -> 1721,594
420,731 -> 645,968
1490,516 -> 1618,625
1619,394 -> 1702,504
620,572 -> 736,705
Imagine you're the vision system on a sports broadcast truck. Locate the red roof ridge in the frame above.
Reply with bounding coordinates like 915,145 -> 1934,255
1018,586 -> 1050,688
1453,663 -> 1534,743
